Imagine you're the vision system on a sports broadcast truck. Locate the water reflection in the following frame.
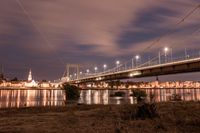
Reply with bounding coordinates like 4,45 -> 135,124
0,89 -> 65,108
0,88 -> 200,108
79,90 -> 136,105
144,88 -> 200,102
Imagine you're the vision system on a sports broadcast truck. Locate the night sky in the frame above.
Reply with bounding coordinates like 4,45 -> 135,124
0,0 -> 200,81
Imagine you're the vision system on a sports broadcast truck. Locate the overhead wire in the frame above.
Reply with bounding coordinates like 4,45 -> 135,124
15,0 -> 66,66
117,4 -> 200,73
140,4 -> 200,54
15,1 -> 200,77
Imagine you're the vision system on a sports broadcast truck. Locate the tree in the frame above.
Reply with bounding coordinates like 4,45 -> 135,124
62,83 -> 80,100
131,89 -> 147,102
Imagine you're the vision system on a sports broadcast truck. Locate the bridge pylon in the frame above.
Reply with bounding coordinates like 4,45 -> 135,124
63,64 -> 80,81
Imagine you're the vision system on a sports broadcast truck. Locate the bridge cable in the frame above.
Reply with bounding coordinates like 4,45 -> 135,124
140,4 -> 200,54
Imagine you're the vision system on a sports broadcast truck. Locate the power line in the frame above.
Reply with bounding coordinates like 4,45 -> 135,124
15,0 -> 65,66
140,4 -> 200,54
119,4 -> 200,73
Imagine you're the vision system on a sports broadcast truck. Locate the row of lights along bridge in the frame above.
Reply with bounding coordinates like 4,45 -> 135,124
69,47 -> 191,79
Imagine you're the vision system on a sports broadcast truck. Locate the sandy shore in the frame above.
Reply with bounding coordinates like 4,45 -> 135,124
0,102 -> 200,133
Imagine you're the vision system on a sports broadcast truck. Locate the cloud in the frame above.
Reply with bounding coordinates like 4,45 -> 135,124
11,0 -> 156,56
0,0 -> 200,79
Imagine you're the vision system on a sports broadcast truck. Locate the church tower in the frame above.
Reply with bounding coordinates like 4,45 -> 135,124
28,69 -> 32,82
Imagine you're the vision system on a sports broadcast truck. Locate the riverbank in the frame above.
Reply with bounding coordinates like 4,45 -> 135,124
0,102 -> 199,133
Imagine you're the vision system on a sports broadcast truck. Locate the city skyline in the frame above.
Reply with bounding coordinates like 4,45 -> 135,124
0,0 -> 200,80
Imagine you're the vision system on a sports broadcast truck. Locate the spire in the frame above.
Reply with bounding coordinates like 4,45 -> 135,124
28,69 -> 32,81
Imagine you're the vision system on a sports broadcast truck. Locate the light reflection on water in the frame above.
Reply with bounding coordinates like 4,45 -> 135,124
0,89 -> 66,108
0,88 -> 200,108
144,88 -> 200,102
79,90 -> 136,105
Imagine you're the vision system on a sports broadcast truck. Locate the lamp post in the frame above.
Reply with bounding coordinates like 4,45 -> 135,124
103,64 -> 107,72
80,71 -> 82,78
131,58 -> 134,68
158,51 -> 161,64
164,47 -> 169,63
170,48 -> 173,61
86,69 -> 90,77
159,47 -> 172,64
135,55 -> 140,67
185,48 -> 188,59
94,67 -> 98,74
116,60 -> 120,71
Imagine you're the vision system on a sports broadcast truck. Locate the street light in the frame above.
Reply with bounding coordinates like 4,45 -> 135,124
164,47 -> 169,56
159,47 -> 171,64
135,55 -> 140,60
116,60 -> 120,65
86,69 -> 90,77
135,55 -> 140,67
116,60 -> 120,71
74,73 -> 77,79
103,64 -> 107,72
164,47 -> 169,62
86,69 -> 90,73
94,67 -> 98,73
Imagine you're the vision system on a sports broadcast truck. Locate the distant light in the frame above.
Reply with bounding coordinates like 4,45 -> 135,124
80,72 -> 82,74
135,55 -> 140,60
116,60 -> 120,65
74,73 -> 77,76
86,69 -> 90,73
96,77 -> 102,81
103,64 -> 107,68
129,73 -> 134,77
94,67 -> 98,71
129,71 -> 141,77
164,47 -> 169,52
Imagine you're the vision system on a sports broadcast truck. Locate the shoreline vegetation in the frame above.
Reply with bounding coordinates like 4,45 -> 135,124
0,102 -> 199,133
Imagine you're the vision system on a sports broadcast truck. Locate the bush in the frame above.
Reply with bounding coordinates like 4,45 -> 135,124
62,83 -> 80,100
120,103 -> 159,120
136,103 -> 159,119
131,89 -> 147,102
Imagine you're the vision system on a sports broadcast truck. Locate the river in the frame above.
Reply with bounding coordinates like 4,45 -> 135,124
0,88 -> 200,108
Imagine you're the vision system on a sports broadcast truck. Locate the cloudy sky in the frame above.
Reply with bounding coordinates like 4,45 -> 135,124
0,0 -> 200,80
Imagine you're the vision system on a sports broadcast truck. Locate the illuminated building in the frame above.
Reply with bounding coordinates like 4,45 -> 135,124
24,69 -> 38,87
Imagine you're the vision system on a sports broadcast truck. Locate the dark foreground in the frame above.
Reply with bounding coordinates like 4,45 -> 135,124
0,102 -> 200,133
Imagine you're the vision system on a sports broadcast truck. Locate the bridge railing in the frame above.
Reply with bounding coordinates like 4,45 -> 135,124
71,52 -> 200,81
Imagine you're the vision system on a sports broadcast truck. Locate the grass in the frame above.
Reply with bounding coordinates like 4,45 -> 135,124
0,102 -> 199,133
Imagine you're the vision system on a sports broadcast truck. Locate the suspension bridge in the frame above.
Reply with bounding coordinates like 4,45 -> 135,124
59,4 -> 200,84
60,49 -> 200,84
